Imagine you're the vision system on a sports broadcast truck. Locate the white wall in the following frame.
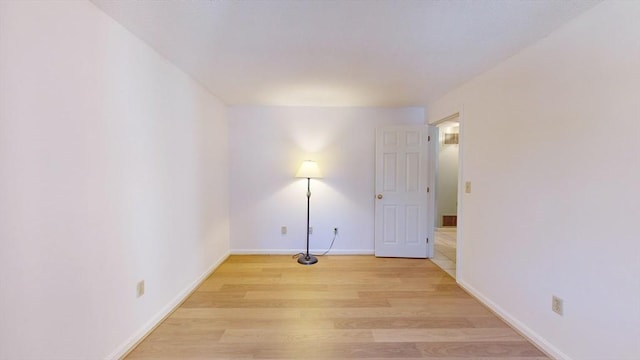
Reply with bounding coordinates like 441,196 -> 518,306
428,2 -> 640,359
436,126 -> 459,227
0,1 -> 230,358
229,107 -> 424,254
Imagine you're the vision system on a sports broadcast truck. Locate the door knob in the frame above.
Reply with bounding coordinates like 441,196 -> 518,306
377,194 -> 383,199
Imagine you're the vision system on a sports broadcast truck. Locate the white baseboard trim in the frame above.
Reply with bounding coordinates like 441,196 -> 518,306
230,249 -> 374,255
457,279 -> 570,360
106,250 -> 231,360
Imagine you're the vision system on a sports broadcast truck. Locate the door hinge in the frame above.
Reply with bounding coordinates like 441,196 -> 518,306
427,187 -> 430,193
426,237 -> 429,244
428,135 -> 431,141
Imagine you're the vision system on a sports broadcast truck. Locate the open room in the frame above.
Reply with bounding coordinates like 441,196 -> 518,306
1,1 -> 638,359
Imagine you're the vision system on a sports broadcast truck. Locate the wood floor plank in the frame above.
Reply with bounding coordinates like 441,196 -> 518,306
185,290 -> 247,299
182,295 -> 392,308
156,317 -> 336,330
358,290 -> 469,299
171,308 -> 304,320
219,329 -> 375,343
416,341 -> 546,357
220,283 -> 329,291
372,328 -> 524,342
205,271 -> 282,278
388,298 -> 483,307
333,317 -> 474,329
299,306 -> 493,318
128,342 -> 255,359
243,290 -> 361,300
279,274 -> 405,285
466,316 -> 513,328
326,283 -> 453,291
125,256 -> 548,359
253,342 -> 423,359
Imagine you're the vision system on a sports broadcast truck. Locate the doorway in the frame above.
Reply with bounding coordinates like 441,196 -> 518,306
431,117 -> 459,277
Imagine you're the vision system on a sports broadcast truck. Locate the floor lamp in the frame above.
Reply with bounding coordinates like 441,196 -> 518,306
295,160 -> 322,265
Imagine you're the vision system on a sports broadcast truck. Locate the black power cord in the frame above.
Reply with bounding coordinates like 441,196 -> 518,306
318,228 -> 338,256
292,228 -> 339,259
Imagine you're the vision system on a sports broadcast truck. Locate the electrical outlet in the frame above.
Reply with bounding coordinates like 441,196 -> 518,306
281,226 -> 287,235
465,181 -> 472,194
333,227 -> 338,235
308,226 -> 313,234
552,295 -> 563,316
137,280 -> 145,298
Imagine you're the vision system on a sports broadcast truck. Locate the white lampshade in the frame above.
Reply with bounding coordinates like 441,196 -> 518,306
295,160 -> 322,178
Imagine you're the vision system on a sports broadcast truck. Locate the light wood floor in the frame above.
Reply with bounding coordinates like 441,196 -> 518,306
126,255 -> 547,359
432,228 -> 457,278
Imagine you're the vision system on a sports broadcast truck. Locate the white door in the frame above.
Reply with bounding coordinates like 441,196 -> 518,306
375,125 -> 431,258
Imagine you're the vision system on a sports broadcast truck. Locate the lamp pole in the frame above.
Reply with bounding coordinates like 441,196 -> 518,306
298,177 -> 318,265
295,160 -> 321,265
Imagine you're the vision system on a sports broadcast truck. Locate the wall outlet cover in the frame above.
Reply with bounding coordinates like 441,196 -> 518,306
552,295 -> 563,316
137,280 -> 145,298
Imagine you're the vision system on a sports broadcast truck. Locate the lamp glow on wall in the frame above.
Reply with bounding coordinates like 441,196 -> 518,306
295,160 -> 322,265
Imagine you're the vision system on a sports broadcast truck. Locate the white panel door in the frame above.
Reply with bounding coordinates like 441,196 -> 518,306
375,125 -> 430,258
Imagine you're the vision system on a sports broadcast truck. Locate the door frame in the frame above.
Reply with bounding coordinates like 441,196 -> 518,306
430,110 -> 464,280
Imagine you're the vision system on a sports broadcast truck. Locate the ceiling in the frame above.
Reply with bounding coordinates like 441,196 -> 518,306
91,0 -> 599,107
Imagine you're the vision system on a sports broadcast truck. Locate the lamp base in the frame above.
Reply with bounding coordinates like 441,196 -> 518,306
297,254 -> 318,265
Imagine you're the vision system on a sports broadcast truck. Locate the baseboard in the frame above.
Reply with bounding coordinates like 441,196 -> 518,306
106,250 -> 231,360
230,249 -> 375,255
457,279 -> 570,360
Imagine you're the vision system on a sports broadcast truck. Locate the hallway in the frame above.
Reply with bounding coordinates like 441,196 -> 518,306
431,228 -> 456,278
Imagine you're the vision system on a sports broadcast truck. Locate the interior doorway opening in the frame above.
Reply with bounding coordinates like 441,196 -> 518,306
431,117 -> 459,278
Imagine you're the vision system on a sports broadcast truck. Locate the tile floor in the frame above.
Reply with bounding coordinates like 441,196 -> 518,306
431,227 -> 456,278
